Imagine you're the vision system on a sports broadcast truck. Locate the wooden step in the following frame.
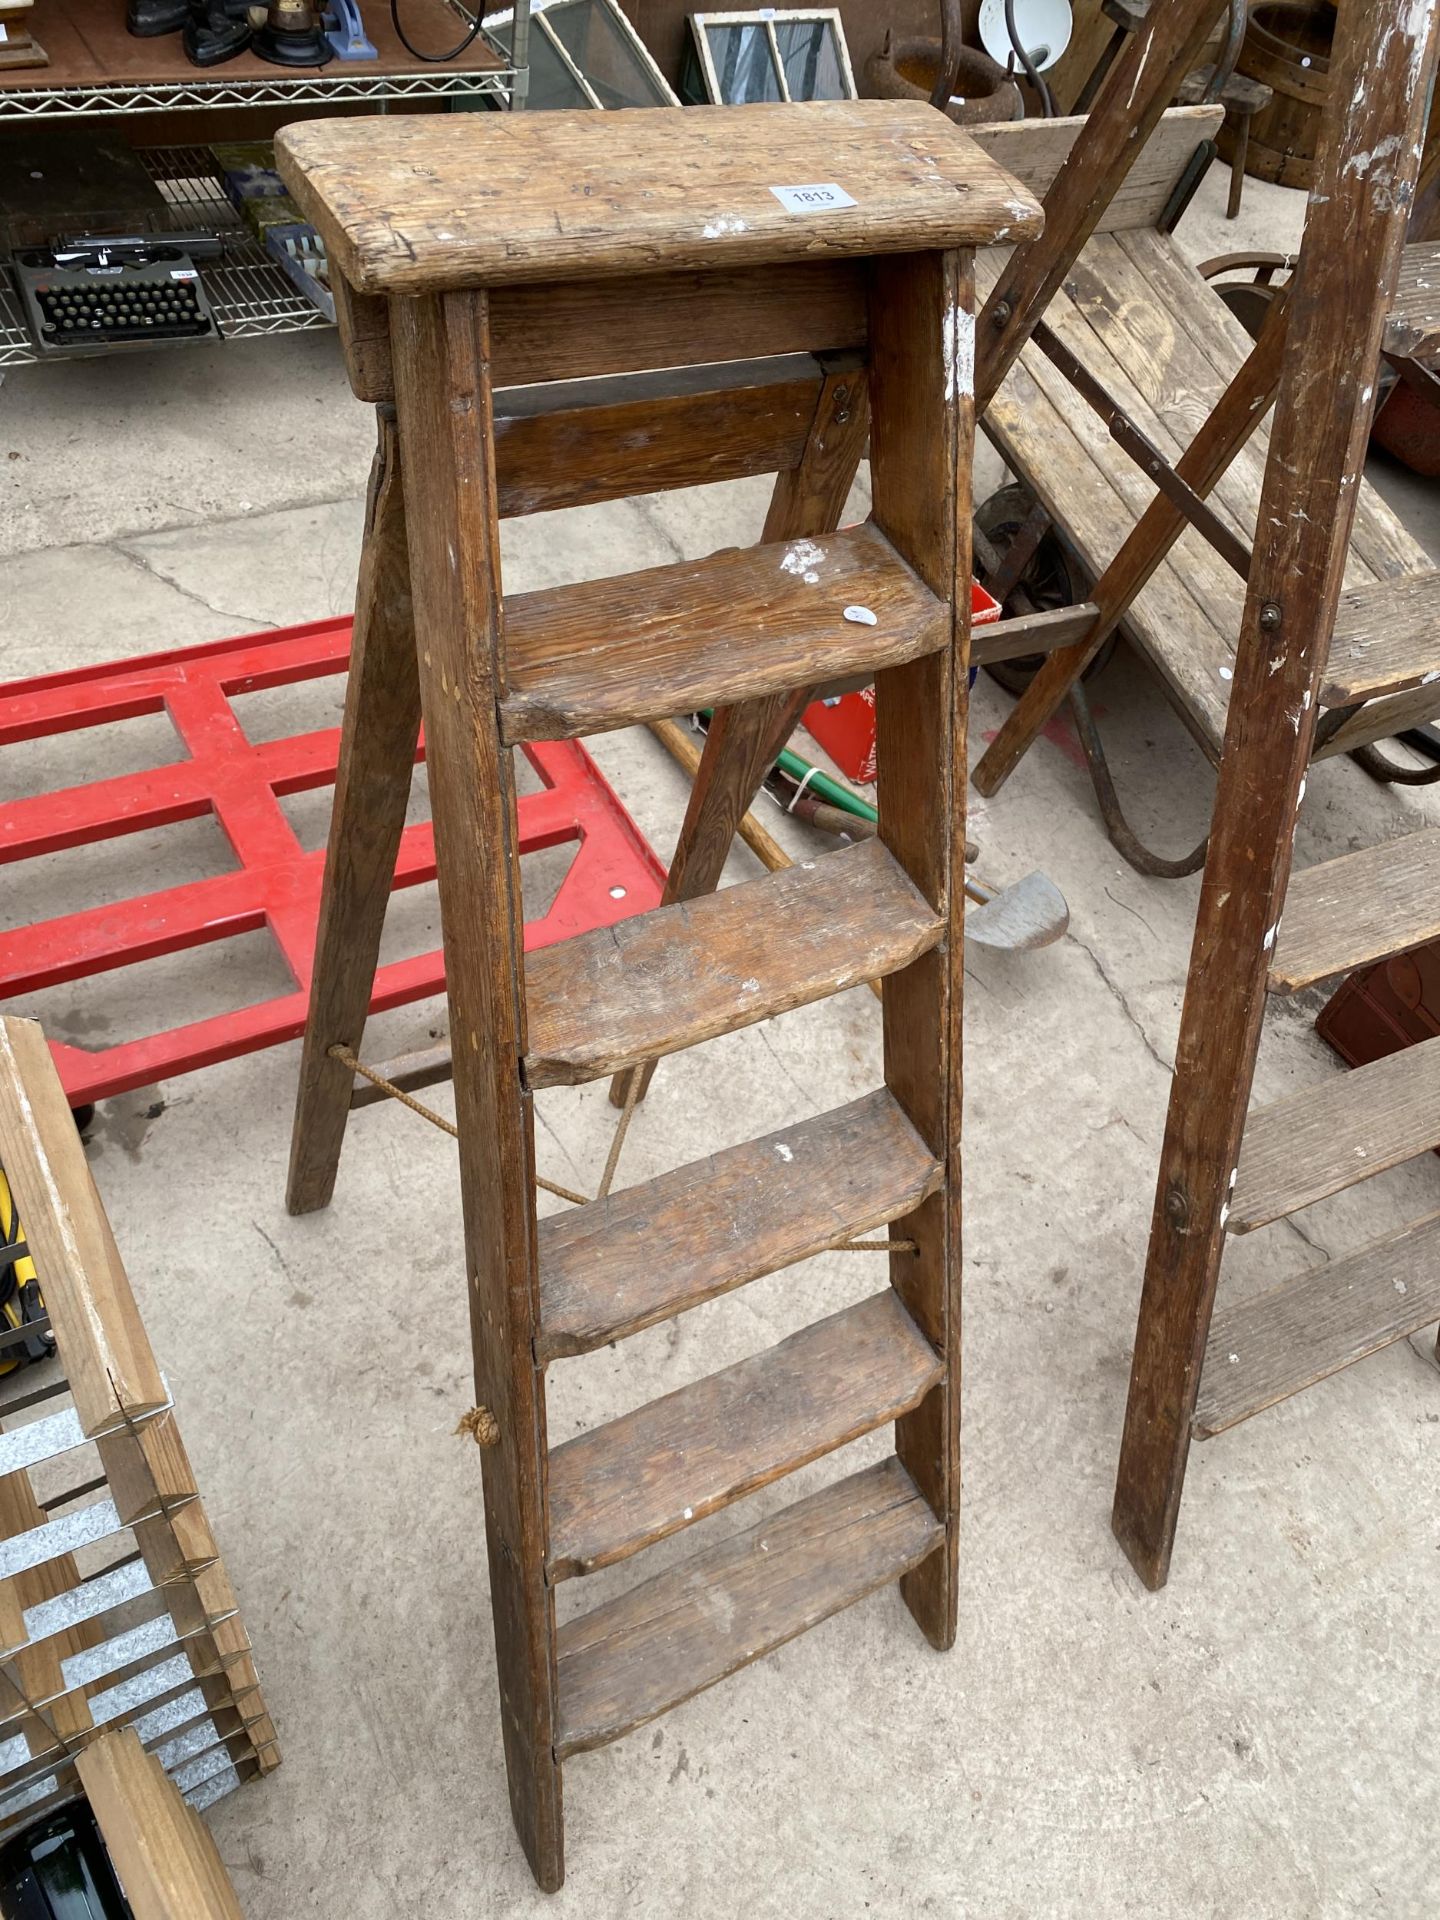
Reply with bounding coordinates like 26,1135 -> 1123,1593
1384,242 -> 1440,366
546,1290 -> 940,1581
526,839 -> 941,1090
1270,828 -> 1440,994
1321,570 -> 1440,706
555,1455 -> 941,1757
499,522 -> 947,744
1195,1212 -> 1440,1436
537,1089 -> 941,1361
1230,1034 -> 1440,1233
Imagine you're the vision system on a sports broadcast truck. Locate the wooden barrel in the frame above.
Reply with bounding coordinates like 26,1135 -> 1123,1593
1221,1 -> 1334,190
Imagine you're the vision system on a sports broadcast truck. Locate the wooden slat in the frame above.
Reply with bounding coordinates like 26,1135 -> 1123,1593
537,1090 -> 941,1361
967,107 -> 1223,236
547,1291 -> 939,1581
1385,242 -> 1440,365
1320,569 -> 1440,705
499,523 -> 947,743
1120,227 -> 1428,588
1231,1035 -> 1440,1233
972,602 -> 1102,667
555,1456 -> 941,1758
525,840 -> 942,1091
335,260 -> 871,402
1195,1213 -> 1440,1436
1270,828 -> 1440,994
76,1727 -> 244,1920
977,255 -> 1234,758
276,103 -> 1042,294
1317,677 -> 1440,757
493,356 -> 828,519
0,1018 -> 167,1435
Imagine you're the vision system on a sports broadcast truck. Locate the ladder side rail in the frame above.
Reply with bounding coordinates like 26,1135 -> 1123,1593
1110,0 -> 1440,1593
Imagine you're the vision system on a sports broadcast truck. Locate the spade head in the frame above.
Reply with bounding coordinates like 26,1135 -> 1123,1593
964,870 -> 1069,951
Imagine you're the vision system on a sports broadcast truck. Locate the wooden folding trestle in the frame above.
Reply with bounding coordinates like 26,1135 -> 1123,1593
276,104 -> 1037,1887
1109,0 -> 1440,1589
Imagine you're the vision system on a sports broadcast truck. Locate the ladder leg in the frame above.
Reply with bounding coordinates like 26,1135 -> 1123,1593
868,249 -> 972,1648
1111,0 -> 1440,1591
608,356 -> 870,1108
972,284 -> 1290,798
286,405 -> 420,1215
390,289 -> 564,1890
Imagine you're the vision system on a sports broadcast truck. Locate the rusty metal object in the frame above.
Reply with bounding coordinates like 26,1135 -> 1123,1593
865,27 -> 1022,125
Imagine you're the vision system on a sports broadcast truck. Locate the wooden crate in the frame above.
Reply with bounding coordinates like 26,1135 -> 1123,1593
0,1015 -> 278,1841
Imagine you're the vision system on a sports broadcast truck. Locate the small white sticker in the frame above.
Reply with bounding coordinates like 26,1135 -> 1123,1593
770,183 -> 857,215
843,605 -> 877,626
170,269 -> 199,281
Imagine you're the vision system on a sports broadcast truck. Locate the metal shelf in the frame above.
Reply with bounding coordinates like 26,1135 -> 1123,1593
0,61 -> 517,119
1,146 -> 337,365
0,0 -> 524,120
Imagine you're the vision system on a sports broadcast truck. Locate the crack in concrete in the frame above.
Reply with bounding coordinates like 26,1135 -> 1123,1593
1282,1213 -> 1333,1265
1064,924 -> 1174,1079
3,481 -> 370,568
110,542 -> 279,632
626,495 -> 692,566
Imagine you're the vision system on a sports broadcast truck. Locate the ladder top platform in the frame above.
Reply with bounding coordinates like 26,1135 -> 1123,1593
275,101 -> 1044,296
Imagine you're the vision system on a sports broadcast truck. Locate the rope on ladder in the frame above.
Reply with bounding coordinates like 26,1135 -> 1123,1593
328,1042 -> 918,1251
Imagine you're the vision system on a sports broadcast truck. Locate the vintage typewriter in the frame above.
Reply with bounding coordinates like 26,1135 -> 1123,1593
12,232 -> 222,356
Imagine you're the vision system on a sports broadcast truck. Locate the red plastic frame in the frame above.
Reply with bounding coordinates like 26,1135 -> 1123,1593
0,618 -> 666,1107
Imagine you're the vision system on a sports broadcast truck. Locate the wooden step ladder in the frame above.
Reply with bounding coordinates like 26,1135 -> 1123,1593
1109,0 -> 1440,1592
275,102 -> 1037,1888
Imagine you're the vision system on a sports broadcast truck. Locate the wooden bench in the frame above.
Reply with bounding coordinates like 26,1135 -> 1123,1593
973,109 -> 1440,771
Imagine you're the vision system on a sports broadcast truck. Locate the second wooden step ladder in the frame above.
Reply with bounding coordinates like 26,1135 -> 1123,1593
1109,0 -> 1440,1592
275,102 -> 1038,1888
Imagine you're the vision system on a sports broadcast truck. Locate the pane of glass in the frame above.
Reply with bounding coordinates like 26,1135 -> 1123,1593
706,23 -> 782,103
490,16 -> 593,109
773,19 -> 849,100
545,0 -> 672,107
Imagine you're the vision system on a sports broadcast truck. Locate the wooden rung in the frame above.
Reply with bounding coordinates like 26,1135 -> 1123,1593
499,524 -> 946,744
526,839 -> 942,1091
494,355 -> 835,520
1384,242 -> 1440,365
1321,569 -> 1440,706
555,1455 -> 942,1758
546,1290 -> 940,1581
1270,827 -> 1440,994
1195,1212 -> 1440,1436
1230,1033 -> 1440,1233
537,1089 -> 941,1361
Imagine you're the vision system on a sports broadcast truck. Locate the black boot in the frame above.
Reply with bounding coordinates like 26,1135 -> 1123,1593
182,0 -> 252,64
127,0 -> 189,36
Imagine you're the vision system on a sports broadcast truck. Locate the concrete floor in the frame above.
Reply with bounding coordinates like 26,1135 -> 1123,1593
3,163 -> 1440,1916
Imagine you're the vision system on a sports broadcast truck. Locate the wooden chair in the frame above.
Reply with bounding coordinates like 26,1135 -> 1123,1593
277,100 -> 1037,1889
